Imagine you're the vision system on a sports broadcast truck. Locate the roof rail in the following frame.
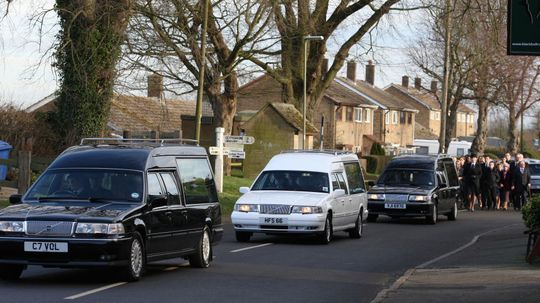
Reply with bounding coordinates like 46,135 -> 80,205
280,149 -> 354,156
80,138 -> 199,147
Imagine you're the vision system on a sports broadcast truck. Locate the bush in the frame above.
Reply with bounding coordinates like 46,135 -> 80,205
363,156 -> 378,174
523,195 -> 540,230
370,142 -> 386,155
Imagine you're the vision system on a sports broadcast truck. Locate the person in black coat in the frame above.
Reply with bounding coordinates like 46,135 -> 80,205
466,154 -> 483,211
484,160 -> 500,210
512,160 -> 531,210
480,156 -> 491,209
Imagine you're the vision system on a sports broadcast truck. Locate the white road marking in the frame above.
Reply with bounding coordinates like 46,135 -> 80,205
64,282 -> 127,300
230,243 -> 273,253
370,223 -> 521,303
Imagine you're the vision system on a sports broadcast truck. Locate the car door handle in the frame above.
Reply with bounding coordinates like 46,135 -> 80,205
165,211 -> 173,216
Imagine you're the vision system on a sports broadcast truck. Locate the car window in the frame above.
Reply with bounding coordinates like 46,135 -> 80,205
443,160 -> 459,187
252,171 -> 330,193
377,169 -> 435,187
344,162 -> 365,194
331,174 -> 340,191
160,173 -> 181,205
336,173 -> 349,194
176,158 -> 218,204
147,173 -> 163,196
436,172 -> 447,187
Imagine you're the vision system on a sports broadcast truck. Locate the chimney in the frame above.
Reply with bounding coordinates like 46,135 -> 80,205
346,61 -> 357,82
414,77 -> 421,89
402,76 -> 409,88
147,74 -> 163,98
430,80 -> 438,93
365,60 -> 375,85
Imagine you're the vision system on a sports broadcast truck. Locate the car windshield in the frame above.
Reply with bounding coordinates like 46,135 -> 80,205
25,169 -> 144,202
252,171 -> 330,193
377,169 -> 435,187
529,164 -> 540,175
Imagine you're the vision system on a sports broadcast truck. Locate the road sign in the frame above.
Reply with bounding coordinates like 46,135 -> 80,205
228,151 -> 245,159
224,135 -> 255,145
209,146 -> 229,156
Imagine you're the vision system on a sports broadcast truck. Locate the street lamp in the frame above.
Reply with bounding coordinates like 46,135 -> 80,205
303,35 -> 324,149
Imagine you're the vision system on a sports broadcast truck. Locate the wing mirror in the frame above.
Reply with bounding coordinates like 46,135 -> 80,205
149,195 -> 167,208
9,194 -> 22,205
239,187 -> 250,194
367,181 -> 375,187
331,189 -> 346,198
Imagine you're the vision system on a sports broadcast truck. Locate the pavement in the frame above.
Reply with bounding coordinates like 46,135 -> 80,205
0,186 -> 17,199
380,219 -> 540,303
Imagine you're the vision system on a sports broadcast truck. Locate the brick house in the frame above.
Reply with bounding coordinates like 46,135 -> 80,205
385,76 -> 476,139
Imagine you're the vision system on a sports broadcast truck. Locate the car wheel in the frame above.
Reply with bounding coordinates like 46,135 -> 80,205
426,204 -> 438,225
318,215 -> 333,244
447,202 -> 458,221
235,231 -> 252,243
349,213 -> 363,239
121,232 -> 145,282
189,226 -> 212,268
367,214 -> 378,223
0,264 -> 25,281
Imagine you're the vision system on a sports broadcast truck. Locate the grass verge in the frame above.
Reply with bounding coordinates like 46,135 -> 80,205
0,200 -> 9,209
220,175 -> 253,216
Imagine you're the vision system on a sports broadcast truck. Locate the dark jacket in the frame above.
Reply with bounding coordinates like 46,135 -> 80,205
513,167 -> 531,192
500,170 -> 512,191
466,162 -> 482,186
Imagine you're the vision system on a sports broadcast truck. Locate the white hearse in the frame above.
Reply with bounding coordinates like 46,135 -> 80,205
231,150 -> 368,244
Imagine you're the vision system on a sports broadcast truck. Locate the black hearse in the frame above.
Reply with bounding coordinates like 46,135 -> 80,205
0,139 -> 222,281
367,155 -> 459,224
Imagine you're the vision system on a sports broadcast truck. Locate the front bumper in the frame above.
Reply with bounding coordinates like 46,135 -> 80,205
0,235 -> 132,268
368,201 -> 434,217
231,212 -> 326,234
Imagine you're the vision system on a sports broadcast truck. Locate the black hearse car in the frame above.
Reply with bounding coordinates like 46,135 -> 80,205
0,139 -> 222,281
367,155 -> 459,224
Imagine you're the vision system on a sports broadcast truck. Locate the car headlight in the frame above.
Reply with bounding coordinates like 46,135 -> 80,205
75,223 -> 125,235
234,204 -> 259,213
409,195 -> 429,202
0,221 -> 26,233
368,193 -> 385,201
291,206 -> 323,214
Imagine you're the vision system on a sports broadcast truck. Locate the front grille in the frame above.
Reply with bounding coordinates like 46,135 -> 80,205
26,221 -> 75,237
385,194 -> 409,202
260,204 -> 291,215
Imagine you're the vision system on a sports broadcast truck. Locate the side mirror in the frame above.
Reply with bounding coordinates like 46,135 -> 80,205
367,181 -> 375,187
239,187 -> 250,194
332,189 -> 346,198
9,194 -> 22,205
148,195 -> 167,208
439,183 -> 447,188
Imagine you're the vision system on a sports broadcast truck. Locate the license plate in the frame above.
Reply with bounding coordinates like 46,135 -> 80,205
260,217 -> 288,225
384,203 -> 406,209
24,241 -> 68,253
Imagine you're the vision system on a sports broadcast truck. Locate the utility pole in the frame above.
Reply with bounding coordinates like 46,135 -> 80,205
520,94 -> 524,152
439,0 -> 452,154
194,0 -> 209,143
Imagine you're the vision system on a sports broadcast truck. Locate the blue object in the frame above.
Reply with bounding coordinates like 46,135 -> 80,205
0,141 -> 13,181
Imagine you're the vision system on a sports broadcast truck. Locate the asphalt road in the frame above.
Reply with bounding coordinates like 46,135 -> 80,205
0,211 -> 524,303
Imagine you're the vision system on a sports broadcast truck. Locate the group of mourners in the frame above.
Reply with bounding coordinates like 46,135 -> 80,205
456,152 -> 532,211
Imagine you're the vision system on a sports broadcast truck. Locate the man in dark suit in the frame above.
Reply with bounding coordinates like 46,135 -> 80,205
467,154 -> 483,211
481,156 -> 497,210
512,160 -> 531,210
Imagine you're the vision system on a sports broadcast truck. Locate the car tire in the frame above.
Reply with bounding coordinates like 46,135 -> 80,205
447,202 -> 458,221
348,213 -> 363,239
318,215 -> 333,244
235,231 -> 252,242
0,264 -> 25,281
367,214 -> 378,223
189,226 -> 212,268
426,204 -> 438,225
121,232 -> 145,282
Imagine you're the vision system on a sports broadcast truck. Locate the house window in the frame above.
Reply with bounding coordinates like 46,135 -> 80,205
355,108 -> 362,122
346,107 -> 353,121
408,113 -> 413,124
434,111 -> 440,120
385,111 -> 390,124
392,111 -> 398,124
364,108 -> 370,123
400,112 -> 406,124
336,107 -> 343,121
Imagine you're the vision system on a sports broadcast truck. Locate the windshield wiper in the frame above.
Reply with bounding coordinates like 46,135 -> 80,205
38,196 -> 82,202
87,197 -> 113,203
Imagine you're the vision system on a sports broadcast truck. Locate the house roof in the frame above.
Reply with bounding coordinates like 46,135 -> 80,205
415,122 -> 439,140
268,103 -> 318,134
324,79 -> 379,108
337,77 -> 418,112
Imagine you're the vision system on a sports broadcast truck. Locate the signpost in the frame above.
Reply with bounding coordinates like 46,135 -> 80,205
209,129 -> 254,192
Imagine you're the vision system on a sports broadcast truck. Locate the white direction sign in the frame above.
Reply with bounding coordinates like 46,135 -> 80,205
209,146 -> 229,156
228,151 -> 246,159
224,135 -> 255,145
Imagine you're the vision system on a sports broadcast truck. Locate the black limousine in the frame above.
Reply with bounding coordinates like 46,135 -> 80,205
0,139 -> 223,281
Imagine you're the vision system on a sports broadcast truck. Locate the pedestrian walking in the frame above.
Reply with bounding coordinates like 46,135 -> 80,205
512,160 -> 531,211
499,163 -> 512,210
466,154 -> 482,211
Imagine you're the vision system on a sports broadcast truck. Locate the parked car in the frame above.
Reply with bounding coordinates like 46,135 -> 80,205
0,138 -> 222,281
231,150 -> 368,244
367,155 -> 459,224
526,159 -> 540,194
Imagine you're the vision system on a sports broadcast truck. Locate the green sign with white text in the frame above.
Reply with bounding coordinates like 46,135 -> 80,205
508,0 -> 540,55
